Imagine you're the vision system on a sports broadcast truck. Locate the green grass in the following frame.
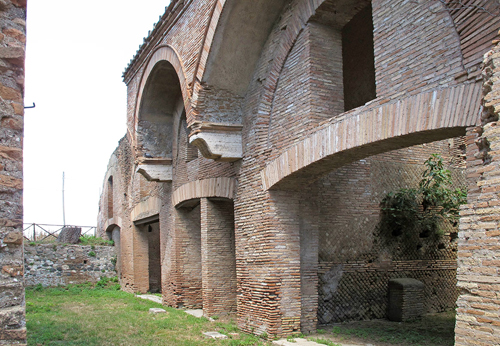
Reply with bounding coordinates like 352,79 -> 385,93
26,282 -> 269,346
327,311 -> 456,346
79,235 -> 114,246
308,338 -> 341,346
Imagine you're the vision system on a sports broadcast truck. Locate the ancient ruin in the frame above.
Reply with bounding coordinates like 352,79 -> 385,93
96,0 -> 500,345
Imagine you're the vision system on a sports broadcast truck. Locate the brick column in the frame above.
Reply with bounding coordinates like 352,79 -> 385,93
147,222 -> 161,293
200,198 -> 237,317
299,198 -> 319,333
174,205 -> 202,308
0,0 -> 26,344
455,42 -> 500,345
133,225 -> 149,293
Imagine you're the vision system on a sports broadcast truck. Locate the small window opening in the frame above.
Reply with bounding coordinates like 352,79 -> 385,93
342,4 -> 376,111
107,176 -> 113,219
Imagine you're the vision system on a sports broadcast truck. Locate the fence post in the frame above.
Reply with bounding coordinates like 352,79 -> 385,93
33,224 -> 35,242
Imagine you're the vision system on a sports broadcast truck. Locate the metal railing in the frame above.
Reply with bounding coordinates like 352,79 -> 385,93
23,223 -> 96,242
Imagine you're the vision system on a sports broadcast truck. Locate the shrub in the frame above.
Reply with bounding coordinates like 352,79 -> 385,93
380,154 -> 466,238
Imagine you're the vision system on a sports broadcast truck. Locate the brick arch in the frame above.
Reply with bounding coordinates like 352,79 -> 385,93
441,0 -> 500,76
132,45 -> 192,145
172,177 -> 236,207
192,0 -> 290,98
105,223 -> 121,234
261,82 -> 482,190
103,220 -> 122,234
190,0 -> 226,105
255,0 -> 469,146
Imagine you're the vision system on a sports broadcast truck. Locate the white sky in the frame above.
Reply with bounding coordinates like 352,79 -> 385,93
24,1 -> 170,227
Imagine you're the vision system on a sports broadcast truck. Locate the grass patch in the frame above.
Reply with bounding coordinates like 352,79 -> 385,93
326,311 -> 456,346
26,283 -> 268,346
308,338 -> 341,346
79,235 -> 114,246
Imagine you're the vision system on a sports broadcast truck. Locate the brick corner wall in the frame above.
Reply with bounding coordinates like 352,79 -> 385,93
455,40 -> 500,346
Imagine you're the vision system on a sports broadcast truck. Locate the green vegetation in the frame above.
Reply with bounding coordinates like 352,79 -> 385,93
26,283 -> 269,346
327,311 -> 455,346
308,338 -> 340,346
326,312 -> 455,346
380,154 -> 466,237
79,235 -> 114,246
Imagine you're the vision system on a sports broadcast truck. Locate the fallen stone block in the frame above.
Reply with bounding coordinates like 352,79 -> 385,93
203,331 -> 228,339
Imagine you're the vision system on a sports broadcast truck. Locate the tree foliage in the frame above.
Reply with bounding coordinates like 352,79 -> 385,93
380,154 -> 467,237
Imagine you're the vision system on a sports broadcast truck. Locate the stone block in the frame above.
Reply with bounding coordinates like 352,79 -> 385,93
0,282 -> 23,309
0,47 -> 24,59
148,308 -> 166,314
1,266 -> 23,277
0,327 -> 26,341
56,227 -> 81,244
202,331 -> 228,339
0,305 -> 25,329
10,0 -> 26,7
388,278 -> 424,322
3,231 -> 22,245
0,84 -> 22,103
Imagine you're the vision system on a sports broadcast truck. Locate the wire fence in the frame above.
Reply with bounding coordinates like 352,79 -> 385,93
23,223 -> 96,242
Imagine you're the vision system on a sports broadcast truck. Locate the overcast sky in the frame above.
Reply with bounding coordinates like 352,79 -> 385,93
24,1 -> 170,227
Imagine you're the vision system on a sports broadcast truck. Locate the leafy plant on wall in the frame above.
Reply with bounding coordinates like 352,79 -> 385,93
380,154 -> 467,239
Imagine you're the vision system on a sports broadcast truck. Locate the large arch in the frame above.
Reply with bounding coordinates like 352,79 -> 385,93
195,0 -> 289,98
261,82 -> 482,190
132,45 -> 192,152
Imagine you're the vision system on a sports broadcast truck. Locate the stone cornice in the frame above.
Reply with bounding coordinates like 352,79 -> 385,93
189,121 -> 243,161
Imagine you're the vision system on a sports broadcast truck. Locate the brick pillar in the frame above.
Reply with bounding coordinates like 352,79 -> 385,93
174,204 -> 202,308
200,198 -> 237,317
133,225 -> 149,293
119,222 -> 135,292
455,43 -> 500,345
299,198 -> 319,333
0,1 -> 26,344
147,222 -> 161,293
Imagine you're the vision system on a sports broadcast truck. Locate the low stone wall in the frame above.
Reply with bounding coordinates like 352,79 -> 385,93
24,244 -> 116,287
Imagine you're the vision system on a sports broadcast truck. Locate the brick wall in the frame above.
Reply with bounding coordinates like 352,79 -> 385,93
0,0 -> 26,344
455,42 -> 500,346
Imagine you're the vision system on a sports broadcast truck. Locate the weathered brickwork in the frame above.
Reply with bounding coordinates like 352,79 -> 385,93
0,0 -> 25,344
97,0 -> 500,344
455,42 -> 500,346
310,140 -> 464,324
200,198 -> 236,316
24,244 -> 116,287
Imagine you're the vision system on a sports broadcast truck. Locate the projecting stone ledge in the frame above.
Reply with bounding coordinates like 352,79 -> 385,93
189,121 -> 242,162
136,157 -> 172,182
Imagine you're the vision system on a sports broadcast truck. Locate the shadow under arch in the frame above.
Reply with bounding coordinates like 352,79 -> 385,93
132,45 -> 191,156
105,224 -> 122,279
